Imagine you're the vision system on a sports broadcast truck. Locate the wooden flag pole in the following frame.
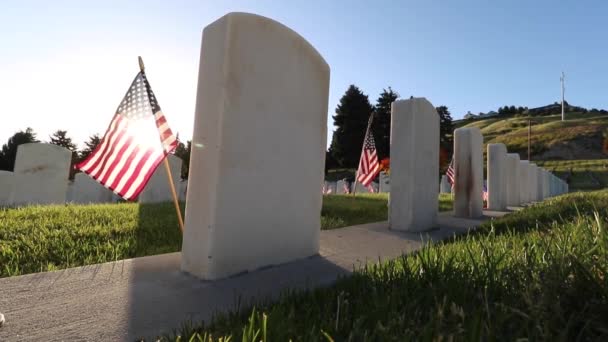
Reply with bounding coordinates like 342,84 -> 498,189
164,158 -> 184,233
138,56 -> 184,233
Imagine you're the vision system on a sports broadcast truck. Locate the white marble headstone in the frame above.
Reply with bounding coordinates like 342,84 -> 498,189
181,12 -> 330,280
139,154 -> 182,203
0,171 -> 14,206
10,143 -> 71,205
67,173 -> 114,204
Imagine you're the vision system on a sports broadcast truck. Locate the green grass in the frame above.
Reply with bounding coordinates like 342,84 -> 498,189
460,113 -> 608,157
0,194 -> 452,278
158,191 -> 608,341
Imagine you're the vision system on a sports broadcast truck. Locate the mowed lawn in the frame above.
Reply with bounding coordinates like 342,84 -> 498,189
0,194 -> 452,278
161,190 -> 608,341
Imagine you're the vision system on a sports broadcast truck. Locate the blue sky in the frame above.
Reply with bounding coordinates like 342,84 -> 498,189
1,0 -> 607,148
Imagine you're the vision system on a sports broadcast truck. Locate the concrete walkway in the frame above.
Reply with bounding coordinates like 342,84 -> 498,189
0,211 -> 507,341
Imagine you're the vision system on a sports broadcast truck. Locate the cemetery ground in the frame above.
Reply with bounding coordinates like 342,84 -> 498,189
160,190 -> 608,341
0,194 -> 452,278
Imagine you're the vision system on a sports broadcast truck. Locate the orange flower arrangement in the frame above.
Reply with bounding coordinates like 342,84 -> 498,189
379,158 -> 390,175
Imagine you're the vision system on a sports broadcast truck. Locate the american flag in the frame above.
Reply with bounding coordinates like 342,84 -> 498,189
483,182 -> 488,203
446,157 -> 455,186
76,71 -> 177,201
356,115 -> 380,187
342,181 -> 351,194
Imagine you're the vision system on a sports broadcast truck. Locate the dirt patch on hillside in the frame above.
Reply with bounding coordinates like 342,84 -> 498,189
537,132 -> 607,160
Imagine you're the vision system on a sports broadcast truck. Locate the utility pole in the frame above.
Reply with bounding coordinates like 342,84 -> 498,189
561,71 -> 565,121
528,119 -> 532,161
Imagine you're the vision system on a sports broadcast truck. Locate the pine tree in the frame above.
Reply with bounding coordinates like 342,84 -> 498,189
436,106 -> 454,159
329,85 -> 374,168
0,128 -> 39,171
49,130 -> 79,179
174,139 -> 191,179
79,134 -> 102,161
372,87 -> 399,159
49,130 -> 77,152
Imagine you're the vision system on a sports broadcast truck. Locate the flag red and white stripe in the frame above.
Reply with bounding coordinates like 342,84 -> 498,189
446,157 -> 455,186
356,114 -> 380,187
76,71 -> 177,201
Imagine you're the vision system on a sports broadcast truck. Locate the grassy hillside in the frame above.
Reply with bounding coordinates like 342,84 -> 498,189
458,112 -> 608,159
457,112 -> 608,190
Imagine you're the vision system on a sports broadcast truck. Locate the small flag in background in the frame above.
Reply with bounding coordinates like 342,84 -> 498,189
356,115 -> 380,187
76,71 -> 177,200
446,157 -> 455,186
483,182 -> 488,203
343,181 -> 351,194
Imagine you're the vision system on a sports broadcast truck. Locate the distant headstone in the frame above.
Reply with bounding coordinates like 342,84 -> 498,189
10,143 -> 71,205
506,153 -> 520,207
139,154 -> 182,203
389,98 -> 439,231
0,171 -> 14,206
518,160 -> 530,204
336,180 -> 350,194
67,173 -> 114,204
440,175 -> 451,194
181,12 -> 330,280
324,181 -> 337,194
353,181 -> 371,193
379,171 -> 390,193
529,163 -> 539,202
545,170 -> 552,197
487,143 -> 507,210
453,127 -> 483,218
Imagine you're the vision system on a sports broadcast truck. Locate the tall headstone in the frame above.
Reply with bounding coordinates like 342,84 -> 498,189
0,171 -> 14,206
67,173 -> 114,204
453,127 -> 483,218
182,12 -> 330,280
518,160 -> 530,204
379,171 -> 390,193
10,143 -> 71,205
506,153 -> 520,207
440,175 -> 451,194
389,98 -> 439,231
139,154 -> 182,203
487,143 -> 507,210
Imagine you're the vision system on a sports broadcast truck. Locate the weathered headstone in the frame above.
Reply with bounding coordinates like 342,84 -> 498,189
518,160 -> 531,204
0,171 -> 14,206
506,153 -> 520,207
379,171 -> 390,193
453,127 -> 483,218
389,98 -> 439,231
139,154 -> 182,203
487,143 -> 507,210
67,173 -> 114,204
182,12 -> 330,280
10,143 -> 71,205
